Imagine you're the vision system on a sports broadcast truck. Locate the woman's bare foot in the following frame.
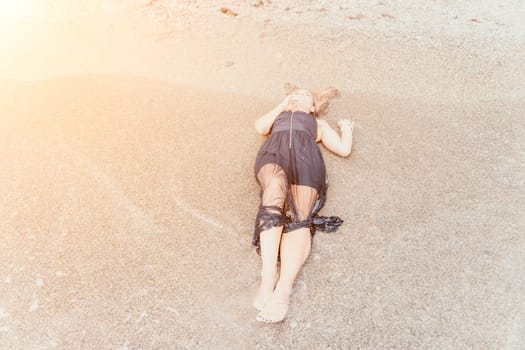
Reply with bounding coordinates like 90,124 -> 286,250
252,270 -> 279,311
256,286 -> 291,323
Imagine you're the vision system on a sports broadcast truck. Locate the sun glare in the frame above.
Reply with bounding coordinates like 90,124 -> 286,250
0,0 -> 52,21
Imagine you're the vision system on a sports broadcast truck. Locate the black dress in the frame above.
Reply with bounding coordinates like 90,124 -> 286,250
252,111 -> 342,251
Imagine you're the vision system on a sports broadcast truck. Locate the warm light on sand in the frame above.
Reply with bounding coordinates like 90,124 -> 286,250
0,0 -> 523,348
0,1 -> 102,80
0,0 -> 39,19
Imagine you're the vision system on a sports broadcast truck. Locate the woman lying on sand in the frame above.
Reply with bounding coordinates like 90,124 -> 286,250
252,84 -> 354,323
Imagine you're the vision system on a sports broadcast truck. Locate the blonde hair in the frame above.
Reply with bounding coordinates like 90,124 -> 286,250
284,82 -> 340,117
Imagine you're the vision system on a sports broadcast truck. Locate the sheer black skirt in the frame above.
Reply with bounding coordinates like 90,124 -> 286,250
252,128 -> 343,253
252,163 -> 342,253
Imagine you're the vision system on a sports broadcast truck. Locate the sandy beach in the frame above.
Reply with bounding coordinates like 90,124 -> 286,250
1,1 -> 524,348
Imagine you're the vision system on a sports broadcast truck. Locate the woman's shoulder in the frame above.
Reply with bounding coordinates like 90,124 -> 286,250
316,118 -> 329,127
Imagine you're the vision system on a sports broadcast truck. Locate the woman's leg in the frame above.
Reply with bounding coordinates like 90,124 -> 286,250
253,164 -> 288,310
253,226 -> 282,310
257,185 -> 317,322
274,227 -> 311,298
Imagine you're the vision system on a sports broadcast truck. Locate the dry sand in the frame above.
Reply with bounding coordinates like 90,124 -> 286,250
1,1 -> 524,349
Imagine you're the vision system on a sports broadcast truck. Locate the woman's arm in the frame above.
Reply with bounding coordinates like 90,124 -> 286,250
254,97 -> 289,135
317,119 -> 354,157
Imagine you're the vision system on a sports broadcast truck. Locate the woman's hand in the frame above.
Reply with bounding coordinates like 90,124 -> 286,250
337,119 -> 354,132
280,95 -> 291,111
318,118 -> 354,157
255,96 -> 291,136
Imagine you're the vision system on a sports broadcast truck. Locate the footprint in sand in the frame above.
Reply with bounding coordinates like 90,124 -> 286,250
36,277 -> 44,287
0,307 -> 10,319
29,297 -> 39,312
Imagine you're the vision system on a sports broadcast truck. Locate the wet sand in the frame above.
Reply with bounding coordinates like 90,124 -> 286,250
1,1 -> 524,348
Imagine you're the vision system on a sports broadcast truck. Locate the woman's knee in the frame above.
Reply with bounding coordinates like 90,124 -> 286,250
265,176 -> 287,193
255,205 -> 285,234
261,179 -> 287,206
